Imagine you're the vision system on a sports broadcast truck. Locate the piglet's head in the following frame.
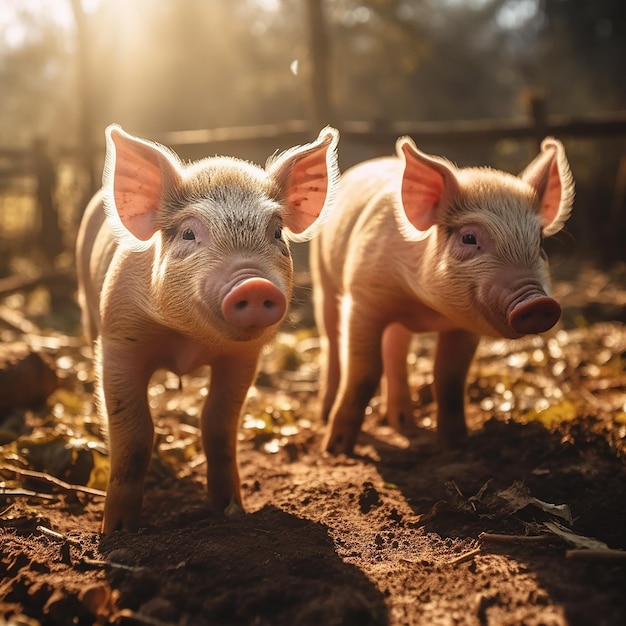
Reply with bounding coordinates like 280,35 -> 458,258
101,124 -> 340,252
394,136 -> 575,338
100,124 -> 340,343
395,135 -> 574,240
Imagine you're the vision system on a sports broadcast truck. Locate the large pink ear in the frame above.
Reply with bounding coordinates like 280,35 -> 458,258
102,125 -> 182,247
397,137 -> 459,233
266,127 -> 340,242
519,137 -> 575,236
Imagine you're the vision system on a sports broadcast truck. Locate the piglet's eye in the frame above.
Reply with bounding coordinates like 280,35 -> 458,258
274,227 -> 283,240
462,233 -> 477,245
182,229 -> 196,241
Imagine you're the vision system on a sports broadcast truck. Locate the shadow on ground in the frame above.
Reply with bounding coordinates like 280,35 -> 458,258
98,503 -> 389,626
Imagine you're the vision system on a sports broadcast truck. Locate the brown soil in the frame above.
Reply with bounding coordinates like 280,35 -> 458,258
1,264 -> 626,625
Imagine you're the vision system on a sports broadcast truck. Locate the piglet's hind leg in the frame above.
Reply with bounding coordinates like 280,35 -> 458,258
381,323 -> 414,432
323,305 -> 384,455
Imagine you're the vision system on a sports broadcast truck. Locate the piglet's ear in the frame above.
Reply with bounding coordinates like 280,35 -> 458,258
266,126 -> 340,242
397,136 -> 459,235
519,137 -> 575,236
103,124 -> 182,249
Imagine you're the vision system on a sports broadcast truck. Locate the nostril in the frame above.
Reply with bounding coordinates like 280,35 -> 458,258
234,299 -> 277,311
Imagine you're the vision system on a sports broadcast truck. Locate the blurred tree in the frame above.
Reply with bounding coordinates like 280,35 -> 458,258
534,0 -> 626,112
327,0 -> 626,123
83,0 -> 309,134
0,0 -> 624,263
1,0 -> 624,145
0,7 -> 77,146
328,0 -> 521,122
70,0 -> 96,193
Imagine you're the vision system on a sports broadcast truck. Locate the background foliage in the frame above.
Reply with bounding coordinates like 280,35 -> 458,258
0,0 -> 625,265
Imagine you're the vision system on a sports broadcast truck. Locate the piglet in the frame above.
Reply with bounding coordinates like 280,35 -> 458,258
76,124 -> 339,532
311,136 -> 574,455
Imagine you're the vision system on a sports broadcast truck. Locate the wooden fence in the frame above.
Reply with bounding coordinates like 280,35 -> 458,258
155,109 -> 626,154
0,99 -> 625,273
4,91 -> 626,176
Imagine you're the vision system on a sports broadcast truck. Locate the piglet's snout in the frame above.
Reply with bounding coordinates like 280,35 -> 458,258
508,295 -> 561,335
222,277 -> 286,330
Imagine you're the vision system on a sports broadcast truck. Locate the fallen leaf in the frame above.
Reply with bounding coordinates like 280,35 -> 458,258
497,481 -> 572,524
543,521 -> 610,551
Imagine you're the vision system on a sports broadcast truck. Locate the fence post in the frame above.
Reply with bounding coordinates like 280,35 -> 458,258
70,0 -> 97,195
305,0 -> 333,128
525,90 -> 547,151
32,138 -> 64,264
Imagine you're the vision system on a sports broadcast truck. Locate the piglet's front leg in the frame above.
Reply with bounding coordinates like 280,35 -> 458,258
433,329 -> 480,449
100,339 -> 154,534
201,354 -> 259,517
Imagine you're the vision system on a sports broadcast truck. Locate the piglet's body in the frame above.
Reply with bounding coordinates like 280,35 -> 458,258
311,137 -> 574,455
76,125 -> 339,533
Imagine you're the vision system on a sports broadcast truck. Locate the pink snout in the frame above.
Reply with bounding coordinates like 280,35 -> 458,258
222,278 -> 287,330
508,296 -> 561,335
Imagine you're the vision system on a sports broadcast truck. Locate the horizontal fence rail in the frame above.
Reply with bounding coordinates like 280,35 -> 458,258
152,110 -> 626,152
342,110 -> 626,144
2,109 -> 626,163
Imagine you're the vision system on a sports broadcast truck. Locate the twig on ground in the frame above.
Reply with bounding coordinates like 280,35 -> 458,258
0,488 -> 56,500
447,547 -> 481,565
0,306 -> 39,334
0,463 -> 106,497
448,479 -> 464,498
82,557 -> 142,572
566,549 -> 626,562
577,386 -> 605,409
0,270 -> 74,298
36,524 -> 82,547
115,609 -> 178,626
479,532 -> 553,543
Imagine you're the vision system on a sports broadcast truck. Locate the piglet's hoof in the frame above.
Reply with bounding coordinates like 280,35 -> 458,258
437,423 -> 468,450
323,432 -> 356,456
224,496 -> 244,517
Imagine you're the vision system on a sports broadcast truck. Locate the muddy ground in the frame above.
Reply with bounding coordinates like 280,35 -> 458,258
1,262 -> 626,626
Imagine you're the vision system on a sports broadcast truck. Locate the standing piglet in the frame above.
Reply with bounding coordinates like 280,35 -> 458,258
311,136 -> 574,455
76,125 -> 339,533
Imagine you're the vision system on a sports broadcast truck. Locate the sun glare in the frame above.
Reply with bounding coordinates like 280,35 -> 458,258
254,0 -> 280,12
1,0 -> 100,48
496,0 -> 540,30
